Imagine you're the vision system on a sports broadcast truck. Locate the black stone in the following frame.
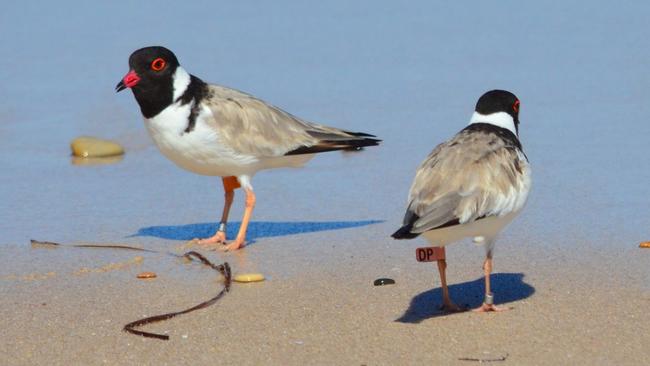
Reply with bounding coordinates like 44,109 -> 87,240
373,278 -> 396,286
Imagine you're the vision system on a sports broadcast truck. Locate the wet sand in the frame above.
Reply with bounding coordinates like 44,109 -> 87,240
1,225 -> 648,365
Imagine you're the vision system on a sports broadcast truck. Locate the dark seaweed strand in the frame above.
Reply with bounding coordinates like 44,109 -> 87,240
30,240 -> 62,246
123,251 -> 231,340
72,244 -> 159,253
174,75 -> 208,134
30,240 -> 159,254
458,353 -> 509,362
30,240 -> 232,340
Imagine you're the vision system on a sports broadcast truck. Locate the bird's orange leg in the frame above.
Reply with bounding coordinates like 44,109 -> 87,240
197,176 -> 240,248
473,256 -> 509,312
221,188 -> 255,252
435,247 -> 464,312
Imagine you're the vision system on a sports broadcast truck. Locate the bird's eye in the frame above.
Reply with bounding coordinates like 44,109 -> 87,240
513,99 -> 520,113
151,58 -> 166,71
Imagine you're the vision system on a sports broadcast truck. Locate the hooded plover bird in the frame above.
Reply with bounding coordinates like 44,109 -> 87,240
117,46 -> 380,251
392,90 -> 531,312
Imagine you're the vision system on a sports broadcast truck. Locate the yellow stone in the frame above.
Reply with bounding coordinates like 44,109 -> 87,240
70,136 -> 124,158
640,241 -> 650,248
233,273 -> 265,283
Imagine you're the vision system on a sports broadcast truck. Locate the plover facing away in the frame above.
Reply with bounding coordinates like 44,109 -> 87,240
117,46 -> 380,251
392,90 -> 531,312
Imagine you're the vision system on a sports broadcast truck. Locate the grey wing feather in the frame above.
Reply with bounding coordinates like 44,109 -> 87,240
405,128 -> 530,233
202,85 -> 377,157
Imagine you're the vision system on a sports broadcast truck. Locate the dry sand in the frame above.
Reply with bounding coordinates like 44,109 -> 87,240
1,224 -> 648,366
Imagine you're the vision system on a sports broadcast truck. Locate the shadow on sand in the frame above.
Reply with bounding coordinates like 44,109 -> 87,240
131,220 -> 383,243
396,272 -> 534,323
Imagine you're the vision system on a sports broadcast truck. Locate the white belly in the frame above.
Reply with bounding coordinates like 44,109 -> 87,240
144,103 -> 313,177
421,211 -> 519,247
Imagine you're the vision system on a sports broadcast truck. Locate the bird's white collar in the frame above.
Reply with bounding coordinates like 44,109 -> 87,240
172,66 -> 191,101
469,111 -> 517,136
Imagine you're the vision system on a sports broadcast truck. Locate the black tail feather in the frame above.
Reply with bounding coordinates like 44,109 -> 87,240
285,133 -> 381,156
392,210 -> 419,239
391,224 -> 419,239
342,130 -> 377,138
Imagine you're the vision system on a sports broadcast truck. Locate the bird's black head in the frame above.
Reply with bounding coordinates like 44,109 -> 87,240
475,89 -> 521,132
116,46 -> 181,118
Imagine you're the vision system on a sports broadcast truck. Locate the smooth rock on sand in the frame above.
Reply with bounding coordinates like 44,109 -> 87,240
70,136 -> 124,158
233,273 -> 265,283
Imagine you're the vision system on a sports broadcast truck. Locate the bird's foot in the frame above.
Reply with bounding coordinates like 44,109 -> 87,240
472,303 -> 510,312
192,228 -> 246,251
193,231 -> 227,249
217,239 -> 245,252
439,301 -> 466,313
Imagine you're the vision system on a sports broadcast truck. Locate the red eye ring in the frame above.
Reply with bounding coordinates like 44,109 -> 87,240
151,58 -> 166,71
513,99 -> 520,113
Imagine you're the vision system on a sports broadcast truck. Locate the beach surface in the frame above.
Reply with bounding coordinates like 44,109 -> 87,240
1,1 -> 649,365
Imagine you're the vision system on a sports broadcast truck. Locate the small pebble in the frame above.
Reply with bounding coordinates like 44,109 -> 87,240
640,241 -> 650,248
233,273 -> 265,283
137,271 -> 157,279
373,278 -> 395,286
70,136 -> 124,158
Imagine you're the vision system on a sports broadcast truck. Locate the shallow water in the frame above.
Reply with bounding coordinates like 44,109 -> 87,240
1,1 -> 649,253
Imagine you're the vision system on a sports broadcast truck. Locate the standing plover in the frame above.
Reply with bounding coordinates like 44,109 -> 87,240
117,46 -> 380,251
392,90 -> 531,312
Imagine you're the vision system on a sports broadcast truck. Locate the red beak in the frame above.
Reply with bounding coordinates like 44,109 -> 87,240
115,70 -> 140,92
